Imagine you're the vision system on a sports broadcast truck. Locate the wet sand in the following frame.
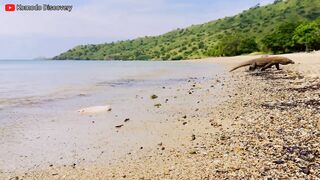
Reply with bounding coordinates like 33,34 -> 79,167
1,52 -> 319,179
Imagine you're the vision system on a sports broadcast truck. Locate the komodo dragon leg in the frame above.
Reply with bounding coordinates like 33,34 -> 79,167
261,63 -> 274,71
249,63 -> 257,71
275,63 -> 282,70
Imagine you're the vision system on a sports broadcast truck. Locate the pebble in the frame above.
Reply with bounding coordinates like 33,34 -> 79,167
151,95 -> 158,99
115,124 -> 124,128
124,118 -> 130,122
191,134 -> 196,141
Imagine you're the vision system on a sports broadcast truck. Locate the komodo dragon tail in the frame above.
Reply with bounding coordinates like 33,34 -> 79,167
229,62 -> 251,72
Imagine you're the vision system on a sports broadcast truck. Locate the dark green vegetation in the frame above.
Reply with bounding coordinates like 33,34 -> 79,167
262,19 -> 320,54
54,0 -> 320,60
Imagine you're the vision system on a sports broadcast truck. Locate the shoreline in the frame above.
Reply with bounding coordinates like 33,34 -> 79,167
1,52 -> 319,179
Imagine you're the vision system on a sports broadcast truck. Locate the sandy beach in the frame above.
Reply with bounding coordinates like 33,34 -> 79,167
1,52 -> 319,179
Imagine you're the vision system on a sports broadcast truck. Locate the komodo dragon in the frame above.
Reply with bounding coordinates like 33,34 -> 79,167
229,56 -> 295,72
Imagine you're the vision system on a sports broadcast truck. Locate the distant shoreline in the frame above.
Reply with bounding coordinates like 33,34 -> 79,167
50,51 -> 319,62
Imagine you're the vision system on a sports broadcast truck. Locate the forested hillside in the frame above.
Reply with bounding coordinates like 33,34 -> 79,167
54,0 -> 320,60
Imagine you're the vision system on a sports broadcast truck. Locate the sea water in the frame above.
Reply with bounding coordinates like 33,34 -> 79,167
0,59 -> 226,171
0,60 -> 224,109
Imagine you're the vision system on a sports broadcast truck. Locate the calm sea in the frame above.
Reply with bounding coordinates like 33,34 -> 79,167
0,60 -> 224,109
0,59 -> 227,171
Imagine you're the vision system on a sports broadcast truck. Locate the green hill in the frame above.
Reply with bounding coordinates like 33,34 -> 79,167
53,0 -> 320,60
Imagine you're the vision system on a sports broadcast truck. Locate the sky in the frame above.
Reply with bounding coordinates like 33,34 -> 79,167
0,0 -> 274,59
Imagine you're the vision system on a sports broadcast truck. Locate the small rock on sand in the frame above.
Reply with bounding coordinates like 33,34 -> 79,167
115,124 -> 124,128
273,160 -> 285,164
189,150 -> 197,155
124,118 -> 130,122
191,134 -> 196,141
151,95 -> 158,99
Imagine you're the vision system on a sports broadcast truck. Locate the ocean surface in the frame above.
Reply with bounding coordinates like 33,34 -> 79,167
0,59 -> 226,171
0,60 -> 224,109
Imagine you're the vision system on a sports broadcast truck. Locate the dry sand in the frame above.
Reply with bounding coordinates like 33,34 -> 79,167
1,52 -> 319,179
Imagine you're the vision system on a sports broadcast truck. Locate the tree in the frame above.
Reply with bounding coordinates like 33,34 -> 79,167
207,33 -> 259,56
261,22 -> 300,53
238,37 -> 259,54
293,21 -> 320,52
